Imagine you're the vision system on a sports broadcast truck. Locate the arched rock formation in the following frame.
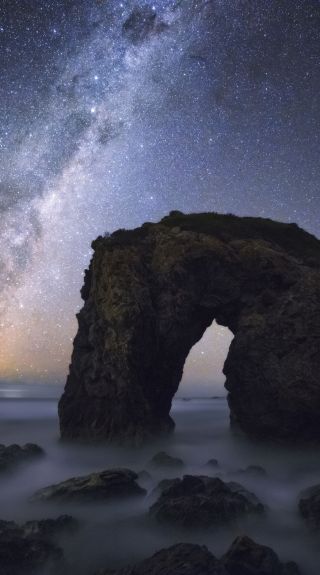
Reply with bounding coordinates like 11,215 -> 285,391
58,212 -> 320,444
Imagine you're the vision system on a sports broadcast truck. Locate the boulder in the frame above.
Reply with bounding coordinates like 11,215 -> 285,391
149,475 -> 264,528
32,468 -> 146,503
222,535 -> 301,575
0,443 -> 44,472
58,212 -> 320,444
148,451 -> 184,469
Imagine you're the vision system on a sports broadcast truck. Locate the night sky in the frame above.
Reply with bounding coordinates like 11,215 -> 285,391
0,0 -> 319,391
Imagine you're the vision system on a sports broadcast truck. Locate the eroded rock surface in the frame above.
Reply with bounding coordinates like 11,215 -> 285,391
32,468 -> 145,503
149,475 -> 264,528
59,211 -> 320,444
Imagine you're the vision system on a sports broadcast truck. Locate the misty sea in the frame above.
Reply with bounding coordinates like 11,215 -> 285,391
0,383 -> 319,574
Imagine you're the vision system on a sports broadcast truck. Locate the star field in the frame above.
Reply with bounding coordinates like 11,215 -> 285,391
0,0 -> 319,389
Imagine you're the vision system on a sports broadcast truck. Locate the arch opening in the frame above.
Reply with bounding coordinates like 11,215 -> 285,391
177,321 -> 234,399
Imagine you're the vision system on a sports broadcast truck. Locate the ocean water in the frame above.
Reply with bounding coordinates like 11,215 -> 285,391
0,383 -> 319,574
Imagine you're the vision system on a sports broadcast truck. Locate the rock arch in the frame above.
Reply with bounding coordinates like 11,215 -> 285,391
58,212 -> 320,444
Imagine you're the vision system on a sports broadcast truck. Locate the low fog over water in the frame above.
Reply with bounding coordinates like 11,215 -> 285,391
0,383 -> 320,574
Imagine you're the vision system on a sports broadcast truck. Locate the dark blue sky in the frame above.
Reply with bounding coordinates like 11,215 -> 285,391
0,0 -> 319,384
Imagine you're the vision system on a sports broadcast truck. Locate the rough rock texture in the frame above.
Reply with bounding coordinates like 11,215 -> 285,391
0,516 -> 71,575
97,538 -> 300,575
0,443 -> 44,472
32,468 -> 145,503
149,475 -> 264,528
298,483 -> 320,528
59,211 -> 320,444
222,535 -> 301,575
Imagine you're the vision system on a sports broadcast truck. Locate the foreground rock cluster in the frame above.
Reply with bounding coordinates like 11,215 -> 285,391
58,211 -> 320,444
3,446 -> 320,574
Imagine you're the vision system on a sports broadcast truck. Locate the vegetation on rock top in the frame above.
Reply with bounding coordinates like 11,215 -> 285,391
97,211 -> 320,267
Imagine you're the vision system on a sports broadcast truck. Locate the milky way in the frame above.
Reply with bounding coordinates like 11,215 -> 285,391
0,0 -> 319,387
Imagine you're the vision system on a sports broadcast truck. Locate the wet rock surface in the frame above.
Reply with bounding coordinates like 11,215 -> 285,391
0,515 -> 72,575
59,211 -> 320,444
298,483 -> 320,528
149,475 -> 264,528
97,537 -> 300,575
32,468 -> 146,503
0,443 -> 44,472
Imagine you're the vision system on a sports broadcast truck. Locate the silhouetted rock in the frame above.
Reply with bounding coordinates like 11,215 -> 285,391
148,451 -> 184,469
149,475 -> 264,528
0,443 -> 44,472
222,535 -> 301,575
59,211 -> 320,444
0,516 -> 72,575
97,542 -> 227,575
32,468 -> 146,503
298,483 -> 320,528
97,537 -> 300,575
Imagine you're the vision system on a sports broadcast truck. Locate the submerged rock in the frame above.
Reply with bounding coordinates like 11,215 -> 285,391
222,535 -> 300,575
149,475 -> 264,528
59,211 -> 320,444
0,515 -> 72,575
97,542 -> 227,575
298,483 -> 320,528
32,468 -> 146,502
148,451 -> 184,469
97,537 -> 300,575
0,443 -> 44,472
